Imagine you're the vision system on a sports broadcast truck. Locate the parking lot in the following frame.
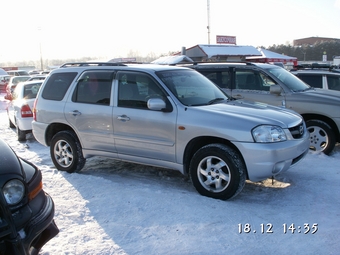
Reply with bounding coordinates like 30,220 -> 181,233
0,94 -> 339,254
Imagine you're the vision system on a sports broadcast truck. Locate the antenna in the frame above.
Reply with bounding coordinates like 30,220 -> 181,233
207,0 -> 211,44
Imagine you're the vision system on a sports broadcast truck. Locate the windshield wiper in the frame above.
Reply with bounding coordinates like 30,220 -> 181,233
207,98 -> 225,105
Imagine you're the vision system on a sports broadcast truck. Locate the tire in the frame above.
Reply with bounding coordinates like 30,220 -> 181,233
306,120 -> 335,155
16,126 -> 26,141
9,117 -> 15,128
189,144 -> 246,200
50,130 -> 86,173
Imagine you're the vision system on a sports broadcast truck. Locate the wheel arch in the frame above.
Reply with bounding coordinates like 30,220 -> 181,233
45,123 -> 75,146
182,136 -> 248,178
302,113 -> 340,142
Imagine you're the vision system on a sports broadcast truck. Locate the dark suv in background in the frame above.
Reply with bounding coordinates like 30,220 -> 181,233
291,64 -> 340,91
188,62 -> 340,155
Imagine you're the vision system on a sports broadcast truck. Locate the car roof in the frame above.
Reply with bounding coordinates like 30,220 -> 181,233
7,69 -> 29,72
9,75 -> 31,80
19,80 -> 44,86
291,69 -> 340,74
51,62 -> 192,74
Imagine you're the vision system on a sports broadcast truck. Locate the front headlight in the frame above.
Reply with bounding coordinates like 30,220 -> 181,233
252,125 -> 287,143
3,179 -> 25,205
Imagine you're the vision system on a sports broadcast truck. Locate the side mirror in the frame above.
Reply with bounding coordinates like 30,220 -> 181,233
270,84 -> 282,95
147,98 -> 173,112
147,98 -> 167,111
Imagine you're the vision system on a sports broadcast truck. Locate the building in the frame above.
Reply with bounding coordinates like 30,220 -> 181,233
246,48 -> 297,66
174,44 -> 262,62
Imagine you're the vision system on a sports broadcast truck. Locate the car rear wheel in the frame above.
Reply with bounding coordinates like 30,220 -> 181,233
16,126 -> 26,141
8,117 -> 15,128
306,119 -> 335,155
189,144 -> 246,200
50,130 -> 86,173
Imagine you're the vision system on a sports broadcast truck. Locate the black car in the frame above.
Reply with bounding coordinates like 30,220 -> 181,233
0,139 -> 58,255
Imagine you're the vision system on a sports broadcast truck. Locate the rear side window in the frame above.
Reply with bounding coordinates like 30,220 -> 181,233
41,72 -> 77,100
72,71 -> 114,105
297,74 -> 322,88
235,69 -> 273,91
200,70 -> 231,89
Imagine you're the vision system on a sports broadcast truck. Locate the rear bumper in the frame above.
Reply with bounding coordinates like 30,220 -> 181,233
32,121 -> 48,146
16,117 -> 33,132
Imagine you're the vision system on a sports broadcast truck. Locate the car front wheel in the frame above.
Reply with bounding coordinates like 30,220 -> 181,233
189,144 -> 246,200
50,130 -> 86,173
306,119 -> 335,155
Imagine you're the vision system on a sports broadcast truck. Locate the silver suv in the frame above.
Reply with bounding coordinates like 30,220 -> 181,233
32,62 -> 309,200
189,62 -> 340,155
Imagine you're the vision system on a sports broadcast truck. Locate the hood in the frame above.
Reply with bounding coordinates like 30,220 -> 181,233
0,139 -> 23,179
301,88 -> 340,105
195,99 -> 302,129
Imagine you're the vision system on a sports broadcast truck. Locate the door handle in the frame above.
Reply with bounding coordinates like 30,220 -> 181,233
117,115 -> 130,122
70,110 -> 81,116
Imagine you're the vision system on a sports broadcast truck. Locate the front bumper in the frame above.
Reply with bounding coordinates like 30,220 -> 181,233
0,193 -> 59,255
234,134 -> 310,182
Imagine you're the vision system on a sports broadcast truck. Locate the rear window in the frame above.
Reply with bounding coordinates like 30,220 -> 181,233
24,82 -> 42,99
42,72 -> 77,100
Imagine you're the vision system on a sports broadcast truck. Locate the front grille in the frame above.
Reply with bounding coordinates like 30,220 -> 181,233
289,123 -> 305,139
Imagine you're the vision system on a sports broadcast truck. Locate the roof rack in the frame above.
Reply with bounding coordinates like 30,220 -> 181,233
294,63 -> 340,72
60,62 -> 127,68
176,61 -> 254,66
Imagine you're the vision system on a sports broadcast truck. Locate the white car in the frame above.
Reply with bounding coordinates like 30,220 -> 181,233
7,80 -> 43,141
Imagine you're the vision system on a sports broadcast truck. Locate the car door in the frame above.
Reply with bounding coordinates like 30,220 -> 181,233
112,71 -> 177,162
227,68 -> 286,108
64,70 -> 117,153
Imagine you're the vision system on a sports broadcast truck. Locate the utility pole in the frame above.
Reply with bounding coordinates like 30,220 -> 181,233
38,27 -> 43,70
207,0 -> 211,44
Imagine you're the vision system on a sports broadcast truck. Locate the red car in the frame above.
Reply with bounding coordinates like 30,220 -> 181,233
0,75 -> 11,94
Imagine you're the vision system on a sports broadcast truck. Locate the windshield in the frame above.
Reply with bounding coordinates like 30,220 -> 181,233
157,69 -> 228,106
267,67 -> 311,92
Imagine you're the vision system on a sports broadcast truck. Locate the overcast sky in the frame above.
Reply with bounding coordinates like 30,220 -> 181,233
1,0 -> 340,62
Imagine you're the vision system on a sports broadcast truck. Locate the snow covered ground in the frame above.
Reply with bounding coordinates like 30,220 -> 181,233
0,95 -> 339,255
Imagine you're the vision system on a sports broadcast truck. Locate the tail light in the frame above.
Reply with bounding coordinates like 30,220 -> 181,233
33,99 -> 37,121
21,104 -> 33,118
